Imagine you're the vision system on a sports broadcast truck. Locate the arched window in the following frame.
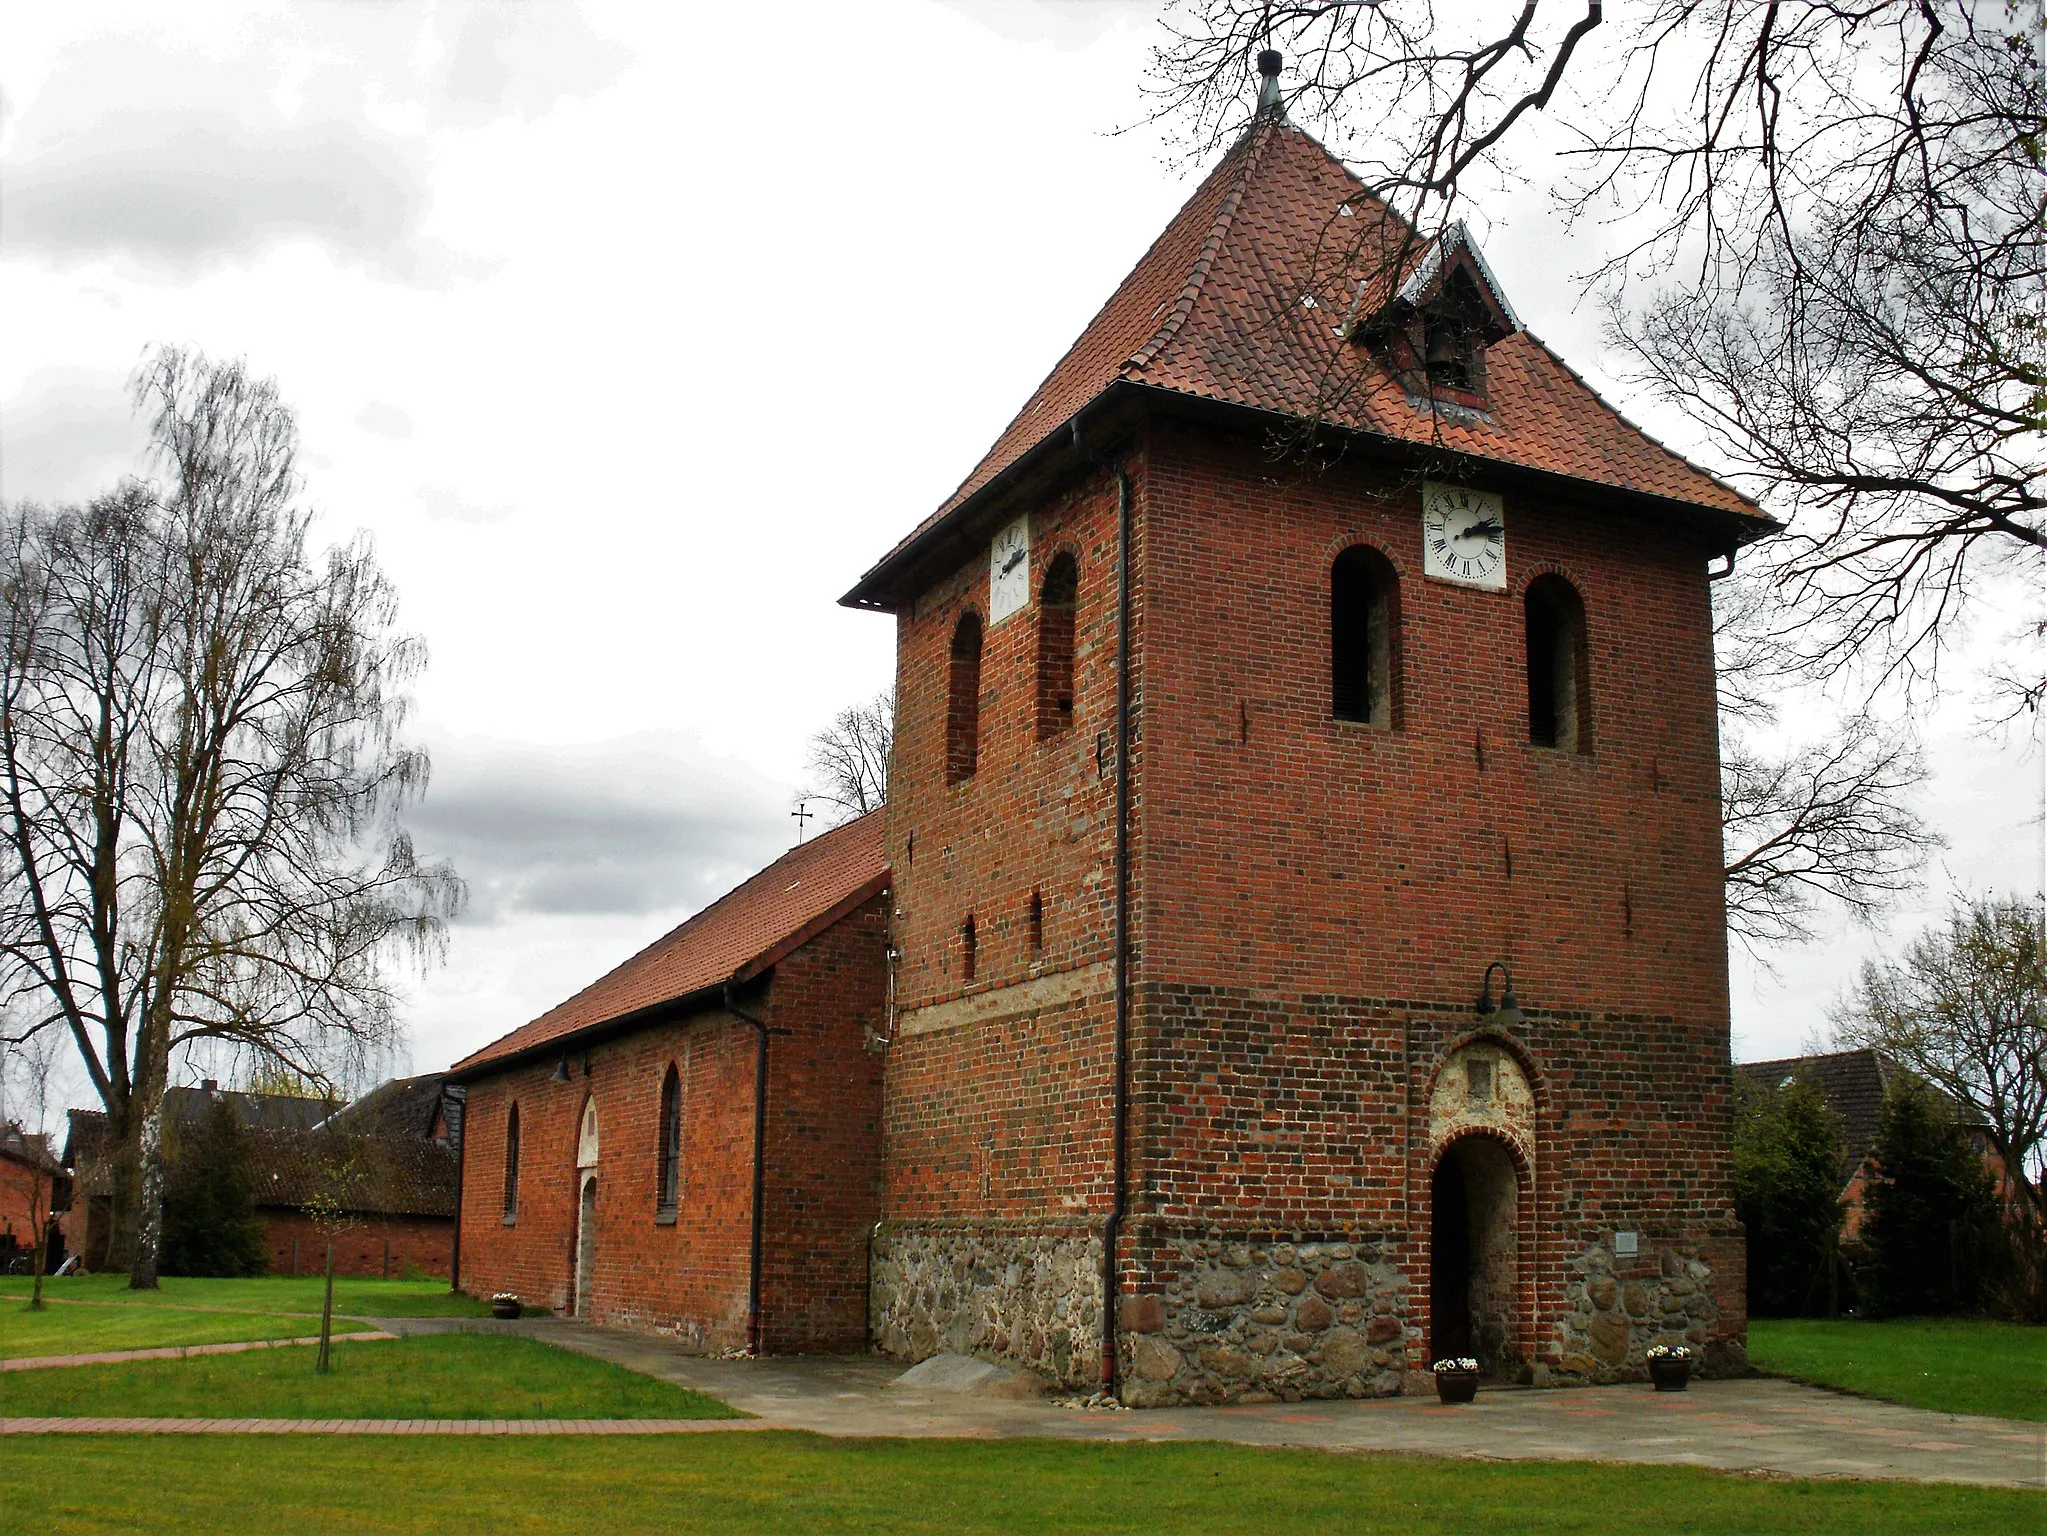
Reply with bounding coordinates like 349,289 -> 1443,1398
656,1066 -> 681,1217
1331,545 -> 1401,726
1524,574 -> 1590,751
947,613 -> 982,784
1036,554 -> 1078,739
961,913 -> 977,983
502,1103 -> 520,1222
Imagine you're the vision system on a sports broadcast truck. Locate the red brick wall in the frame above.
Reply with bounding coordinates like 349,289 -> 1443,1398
0,1153 -> 50,1260
260,1210 -> 452,1280
757,892 -> 890,1350
881,464 -> 1129,1226
455,894 -> 888,1353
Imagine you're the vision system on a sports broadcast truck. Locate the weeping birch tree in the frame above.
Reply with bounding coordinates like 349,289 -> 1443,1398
0,346 -> 462,1287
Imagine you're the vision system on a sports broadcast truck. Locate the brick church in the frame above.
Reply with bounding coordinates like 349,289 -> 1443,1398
450,74 -> 1770,1404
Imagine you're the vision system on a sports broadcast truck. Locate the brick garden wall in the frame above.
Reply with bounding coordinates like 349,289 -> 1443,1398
261,1210 -> 453,1280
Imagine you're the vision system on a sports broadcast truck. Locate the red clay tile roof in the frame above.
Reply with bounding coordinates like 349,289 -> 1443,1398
850,118 -> 1768,603
450,811 -> 888,1077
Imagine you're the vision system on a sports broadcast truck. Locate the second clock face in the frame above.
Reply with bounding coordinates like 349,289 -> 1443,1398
1422,481 -> 1507,589
989,515 -> 1030,624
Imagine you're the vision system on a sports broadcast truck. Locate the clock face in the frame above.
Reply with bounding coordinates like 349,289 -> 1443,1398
989,516 -> 1030,624
1421,481 -> 1507,589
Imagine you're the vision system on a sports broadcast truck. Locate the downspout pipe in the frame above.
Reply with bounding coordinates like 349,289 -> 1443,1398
723,980 -> 771,1356
447,1088 -> 466,1294
1072,416 -> 1132,1398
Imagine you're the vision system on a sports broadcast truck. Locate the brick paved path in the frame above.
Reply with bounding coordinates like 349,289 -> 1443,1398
0,1416 -> 769,1435
3,1332 -> 393,1372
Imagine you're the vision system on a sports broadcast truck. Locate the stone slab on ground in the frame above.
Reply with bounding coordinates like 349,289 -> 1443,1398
451,1318 -> 2044,1491
890,1353 -> 1045,1398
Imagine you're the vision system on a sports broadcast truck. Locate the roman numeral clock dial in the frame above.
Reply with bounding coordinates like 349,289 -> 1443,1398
1421,481 -> 1507,590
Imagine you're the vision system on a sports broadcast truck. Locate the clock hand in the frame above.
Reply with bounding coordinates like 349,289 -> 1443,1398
999,548 -> 1026,575
1455,519 -> 1503,540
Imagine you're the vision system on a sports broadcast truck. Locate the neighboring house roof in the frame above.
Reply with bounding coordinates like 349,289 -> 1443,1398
845,116 -> 1773,610
163,1085 -> 336,1133
62,1109 -> 107,1169
1737,1047 -> 1985,1175
320,1074 -> 452,1142
61,1087 -> 333,1169
246,1129 -> 457,1220
450,810 -> 890,1078
0,1123 -> 60,1176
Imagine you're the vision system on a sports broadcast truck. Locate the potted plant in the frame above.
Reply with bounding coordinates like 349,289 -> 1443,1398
491,1292 -> 523,1320
1432,1357 -> 1481,1404
1646,1343 -> 1692,1391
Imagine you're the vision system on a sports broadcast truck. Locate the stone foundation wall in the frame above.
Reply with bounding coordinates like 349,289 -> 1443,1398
869,1221 -> 1103,1389
1550,1234 -> 1747,1382
1118,1232 -> 1417,1407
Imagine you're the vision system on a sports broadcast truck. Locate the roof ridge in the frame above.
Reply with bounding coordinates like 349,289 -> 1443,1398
1124,122 -> 1276,376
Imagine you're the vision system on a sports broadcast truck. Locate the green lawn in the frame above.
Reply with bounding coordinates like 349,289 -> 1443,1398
0,1434 -> 2032,1535
0,1272 -> 489,1318
0,1333 -> 739,1421
0,1301 -> 325,1359
1748,1318 -> 2046,1421
0,1273 -> 489,1357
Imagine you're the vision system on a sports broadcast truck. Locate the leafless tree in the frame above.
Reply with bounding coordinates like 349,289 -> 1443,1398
0,1026 -> 64,1308
799,691 -> 892,824
1833,894 -> 2046,1242
1721,716 -> 1939,950
1149,3 -> 2044,702
298,1132 -> 370,1374
0,346 -> 463,1289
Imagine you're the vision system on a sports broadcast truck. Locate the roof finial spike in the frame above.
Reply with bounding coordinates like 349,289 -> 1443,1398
1256,49 -> 1284,117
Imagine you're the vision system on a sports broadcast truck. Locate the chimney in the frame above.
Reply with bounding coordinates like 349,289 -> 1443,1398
201,1079 -> 218,1093
1257,49 -> 1284,115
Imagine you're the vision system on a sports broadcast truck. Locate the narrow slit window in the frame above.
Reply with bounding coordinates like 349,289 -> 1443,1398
961,914 -> 977,983
1331,545 -> 1401,727
947,613 -> 982,784
1037,554 -> 1078,739
656,1065 -> 681,1216
1028,890 -> 1044,956
1524,574 -> 1590,751
502,1103 -> 521,1221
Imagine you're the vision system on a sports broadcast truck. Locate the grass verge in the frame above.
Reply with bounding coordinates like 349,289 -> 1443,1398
0,1274 -> 489,1357
0,1333 -> 738,1420
0,1302 -> 329,1359
0,1273 -> 489,1319
1748,1318 -> 2046,1421
0,1433 -> 2034,1535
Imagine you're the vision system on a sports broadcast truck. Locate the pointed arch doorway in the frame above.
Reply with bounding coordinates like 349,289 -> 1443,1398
572,1097 -> 600,1318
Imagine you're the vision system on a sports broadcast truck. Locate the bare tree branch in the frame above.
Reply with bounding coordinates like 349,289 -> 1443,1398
798,691 -> 892,824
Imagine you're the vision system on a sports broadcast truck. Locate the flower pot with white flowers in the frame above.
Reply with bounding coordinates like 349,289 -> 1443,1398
491,1292 -> 523,1320
1432,1357 -> 1481,1404
1646,1344 -> 1692,1391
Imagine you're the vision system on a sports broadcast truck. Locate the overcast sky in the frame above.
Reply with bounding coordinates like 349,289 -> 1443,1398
2,1 -> 2037,1101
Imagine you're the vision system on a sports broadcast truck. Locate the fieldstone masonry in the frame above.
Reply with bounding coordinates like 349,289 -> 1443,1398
1116,1235 -> 1416,1407
870,1223 -> 1103,1390
1554,1238 -> 1744,1383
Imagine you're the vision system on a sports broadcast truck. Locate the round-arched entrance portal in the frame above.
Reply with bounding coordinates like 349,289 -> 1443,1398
1429,1135 -> 1521,1375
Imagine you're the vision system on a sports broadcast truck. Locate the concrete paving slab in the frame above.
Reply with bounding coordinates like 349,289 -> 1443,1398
395,1317 -> 2043,1490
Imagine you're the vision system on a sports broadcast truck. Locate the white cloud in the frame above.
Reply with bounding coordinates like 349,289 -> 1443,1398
0,366 -> 148,504
356,401 -> 414,438
407,731 -> 793,924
